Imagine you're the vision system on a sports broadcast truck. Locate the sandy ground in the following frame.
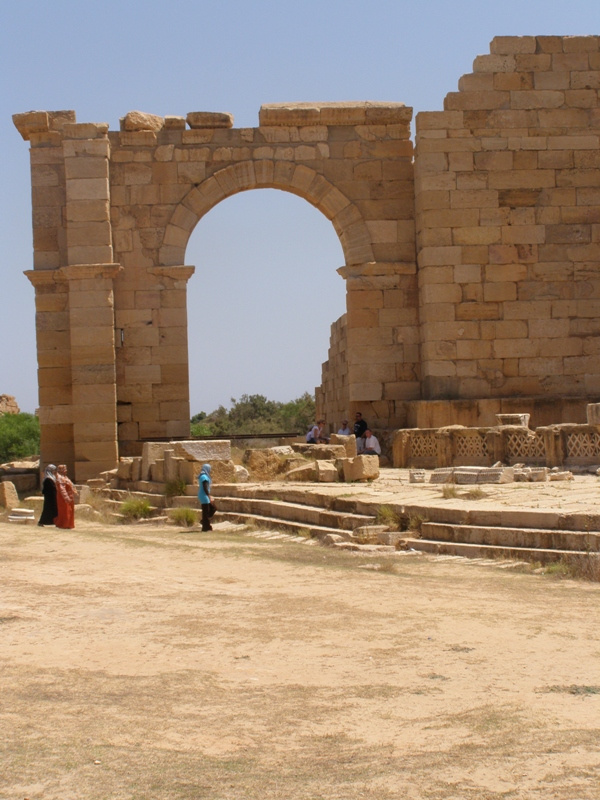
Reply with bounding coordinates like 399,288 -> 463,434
1,515 -> 599,800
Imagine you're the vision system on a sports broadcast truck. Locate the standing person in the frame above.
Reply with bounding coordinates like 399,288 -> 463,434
353,412 -> 368,453
337,420 -> 351,435
197,463 -> 214,532
363,429 -> 382,456
55,464 -> 77,529
38,464 -> 58,527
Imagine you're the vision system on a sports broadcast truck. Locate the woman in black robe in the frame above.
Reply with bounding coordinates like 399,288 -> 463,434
38,464 -> 58,526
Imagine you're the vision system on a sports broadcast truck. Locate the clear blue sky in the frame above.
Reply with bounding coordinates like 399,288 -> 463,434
1,0 -> 598,415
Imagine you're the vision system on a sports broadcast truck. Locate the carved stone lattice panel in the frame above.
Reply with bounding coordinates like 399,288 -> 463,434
505,431 -> 546,464
566,431 -> 600,460
454,434 -> 487,461
410,433 -> 437,460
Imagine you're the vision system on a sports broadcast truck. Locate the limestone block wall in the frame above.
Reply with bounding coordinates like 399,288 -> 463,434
13,37 -> 600,479
414,35 -> 600,401
15,103 -> 418,476
316,313 -> 347,427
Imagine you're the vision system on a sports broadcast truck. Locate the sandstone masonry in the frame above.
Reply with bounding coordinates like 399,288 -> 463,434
13,36 -> 600,480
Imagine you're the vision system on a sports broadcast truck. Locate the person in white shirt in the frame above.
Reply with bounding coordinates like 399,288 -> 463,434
306,420 -> 328,444
337,420 -> 351,435
362,429 -> 381,456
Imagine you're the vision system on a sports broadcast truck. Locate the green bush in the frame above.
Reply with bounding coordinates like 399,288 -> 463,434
120,497 -> 153,520
0,413 -> 40,462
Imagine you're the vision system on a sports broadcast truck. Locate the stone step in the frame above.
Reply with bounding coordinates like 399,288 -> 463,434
420,522 -> 600,553
400,537 -> 590,565
215,495 -> 376,531
100,488 -> 168,509
216,510 -> 358,541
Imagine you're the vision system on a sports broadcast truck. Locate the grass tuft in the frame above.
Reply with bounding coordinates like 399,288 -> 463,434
168,507 -> 197,527
120,496 -> 153,521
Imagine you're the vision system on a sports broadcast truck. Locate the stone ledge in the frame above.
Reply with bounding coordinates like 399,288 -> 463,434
259,102 -> 412,127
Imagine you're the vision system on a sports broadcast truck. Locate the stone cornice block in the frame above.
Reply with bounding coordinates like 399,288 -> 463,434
186,111 -> 234,129
13,110 -> 76,140
259,102 -> 411,127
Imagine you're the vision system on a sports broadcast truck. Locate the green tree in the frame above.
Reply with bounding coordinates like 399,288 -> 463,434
0,413 -> 40,462
190,392 -> 316,437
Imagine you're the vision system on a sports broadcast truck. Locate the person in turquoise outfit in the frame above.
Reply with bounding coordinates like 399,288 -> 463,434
197,463 -> 214,531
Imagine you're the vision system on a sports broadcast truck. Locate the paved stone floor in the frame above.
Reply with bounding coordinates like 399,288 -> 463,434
249,467 -> 600,517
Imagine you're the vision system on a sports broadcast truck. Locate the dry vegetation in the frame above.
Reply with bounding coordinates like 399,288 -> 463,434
1,519 -> 599,799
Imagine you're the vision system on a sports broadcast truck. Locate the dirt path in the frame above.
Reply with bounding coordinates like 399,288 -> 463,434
1,519 -> 599,799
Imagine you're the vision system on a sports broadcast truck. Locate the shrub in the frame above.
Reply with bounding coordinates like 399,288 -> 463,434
407,513 -> 427,535
120,497 -> 153,520
376,505 -> 401,531
165,478 -> 187,498
0,413 -> 40,462
169,507 -> 197,527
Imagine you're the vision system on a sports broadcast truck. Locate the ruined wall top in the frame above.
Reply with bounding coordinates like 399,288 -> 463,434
13,101 -> 412,141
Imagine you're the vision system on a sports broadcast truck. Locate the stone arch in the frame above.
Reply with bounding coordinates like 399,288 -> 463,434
159,160 -> 374,268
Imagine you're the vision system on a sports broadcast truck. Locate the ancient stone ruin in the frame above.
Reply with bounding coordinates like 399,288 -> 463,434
13,35 -> 600,481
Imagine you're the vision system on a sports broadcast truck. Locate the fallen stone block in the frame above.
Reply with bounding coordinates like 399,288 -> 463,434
342,455 -> 379,482
0,481 -> 20,510
316,460 -> 339,482
269,446 -> 295,456
171,439 -> 231,462
430,468 -> 455,484
116,458 -> 133,481
285,463 -> 317,482
329,433 -> 357,458
549,471 -> 574,481
353,524 -> 389,544
409,469 -> 426,484
234,465 -> 249,483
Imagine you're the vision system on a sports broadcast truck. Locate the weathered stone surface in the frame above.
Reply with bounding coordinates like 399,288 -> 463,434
121,111 -> 164,132
316,460 -> 339,482
0,481 -> 19,510
285,463 -> 317,482
409,469 -> 426,484
342,455 -> 379,482
0,395 -> 20,415
329,433 -> 357,458
171,440 -> 231,462
186,111 -> 233,129
116,458 -> 133,481
210,460 -> 235,484
234,464 -> 249,483
587,404 -> 600,426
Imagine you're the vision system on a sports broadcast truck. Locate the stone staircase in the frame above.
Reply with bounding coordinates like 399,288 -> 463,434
209,485 -> 397,550
92,483 -> 600,564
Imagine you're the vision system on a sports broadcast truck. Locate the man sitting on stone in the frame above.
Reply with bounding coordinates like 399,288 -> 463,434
362,429 -> 381,456
354,412 -> 368,452
337,420 -> 351,435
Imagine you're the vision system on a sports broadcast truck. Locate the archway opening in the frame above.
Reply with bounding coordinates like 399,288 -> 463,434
185,189 -> 346,420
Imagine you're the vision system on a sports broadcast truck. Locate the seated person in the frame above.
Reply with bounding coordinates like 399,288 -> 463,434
354,412 -> 368,452
337,420 -> 351,435
362,429 -> 381,456
306,420 -> 328,444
